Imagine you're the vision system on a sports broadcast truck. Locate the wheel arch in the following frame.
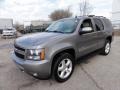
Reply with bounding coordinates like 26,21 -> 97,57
106,36 -> 112,43
50,48 -> 76,76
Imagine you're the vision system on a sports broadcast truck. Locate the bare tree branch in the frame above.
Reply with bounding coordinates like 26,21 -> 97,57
49,9 -> 73,21
79,0 -> 93,16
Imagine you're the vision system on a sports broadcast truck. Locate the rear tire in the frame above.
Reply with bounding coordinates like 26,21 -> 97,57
100,40 -> 111,55
53,53 -> 75,82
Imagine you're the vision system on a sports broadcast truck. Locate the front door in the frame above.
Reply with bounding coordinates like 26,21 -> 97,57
77,18 -> 98,57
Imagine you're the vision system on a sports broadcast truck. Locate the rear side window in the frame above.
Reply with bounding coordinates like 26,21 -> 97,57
103,19 -> 112,28
93,18 -> 104,31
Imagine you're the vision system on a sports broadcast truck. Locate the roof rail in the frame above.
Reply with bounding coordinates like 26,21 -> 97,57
88,15 -> 106,18
75,15 -> 106,19
88,15 -> 95,17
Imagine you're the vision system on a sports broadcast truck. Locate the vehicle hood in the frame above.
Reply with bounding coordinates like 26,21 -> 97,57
15,32 -> 63,48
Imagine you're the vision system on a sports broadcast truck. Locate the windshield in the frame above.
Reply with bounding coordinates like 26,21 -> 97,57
4,29 -> 12,31
8,29 -> 12,31
45,19 -> 79,33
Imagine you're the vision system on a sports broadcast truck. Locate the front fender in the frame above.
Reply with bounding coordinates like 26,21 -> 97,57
47,43 -> 75,62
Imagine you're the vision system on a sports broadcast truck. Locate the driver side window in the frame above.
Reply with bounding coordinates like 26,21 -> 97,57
80,19 -> 94,33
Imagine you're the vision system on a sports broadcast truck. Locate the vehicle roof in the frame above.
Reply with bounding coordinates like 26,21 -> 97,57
60,15 -> 108,21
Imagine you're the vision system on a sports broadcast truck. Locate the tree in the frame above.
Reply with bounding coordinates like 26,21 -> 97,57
14,22 -> 24,32
49,9 -> 73,21
79,0 -> 93,16
14,22 -> 21,31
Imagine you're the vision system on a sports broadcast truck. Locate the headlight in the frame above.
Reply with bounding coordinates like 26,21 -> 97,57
26,49 -> 45,60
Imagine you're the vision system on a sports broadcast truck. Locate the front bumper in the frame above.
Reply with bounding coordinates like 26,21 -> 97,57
2,33 -> 15,36
11,52 -> 51,78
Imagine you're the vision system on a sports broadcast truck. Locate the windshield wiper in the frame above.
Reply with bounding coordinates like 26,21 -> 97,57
45,30 -> 65,33
52,31 -> 65,33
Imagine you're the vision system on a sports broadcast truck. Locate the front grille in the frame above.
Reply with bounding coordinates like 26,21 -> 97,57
15,51 -> 24,59
14,44 -> 25,59
14,44 -> 25,51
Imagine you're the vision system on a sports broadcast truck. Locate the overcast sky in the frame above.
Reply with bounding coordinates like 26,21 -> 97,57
0,0 -> 113,23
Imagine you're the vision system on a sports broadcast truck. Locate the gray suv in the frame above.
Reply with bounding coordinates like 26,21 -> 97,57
11,15 -> 114,82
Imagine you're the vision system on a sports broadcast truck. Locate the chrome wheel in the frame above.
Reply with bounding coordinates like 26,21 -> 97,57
57,58 -> 72,79
105,42 -> 110,54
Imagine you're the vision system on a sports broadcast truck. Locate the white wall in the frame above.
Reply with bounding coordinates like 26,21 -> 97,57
112,0 -> 120,28
112,13 -> 120,23
0,19 -> 13,29
24,21 -> 31,28
112,0 -> 120,12
111,0 -> 120,29
31,20 -> 51,26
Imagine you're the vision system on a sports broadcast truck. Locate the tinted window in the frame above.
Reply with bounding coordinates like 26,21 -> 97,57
103,19 -> 112,28
93,18 -> 104,31
81,19 -> 93,28
81,19 -> 94,32
46,19 -> 79,33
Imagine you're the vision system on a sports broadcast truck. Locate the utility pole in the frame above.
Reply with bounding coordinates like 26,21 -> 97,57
83,0 -> 87,16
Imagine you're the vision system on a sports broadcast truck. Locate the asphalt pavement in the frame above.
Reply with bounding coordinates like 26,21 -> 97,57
0,36 -> 120,90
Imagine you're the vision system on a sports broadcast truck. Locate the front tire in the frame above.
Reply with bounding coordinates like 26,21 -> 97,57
100,40 -> 111,55
53,53 -> 75,82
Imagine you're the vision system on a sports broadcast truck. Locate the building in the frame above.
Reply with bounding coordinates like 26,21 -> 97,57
23,20 -> 52,33
24,21 -> 31,28
31,20 -> 52,27
111,0 -> 120,29
30,20 -> 52,32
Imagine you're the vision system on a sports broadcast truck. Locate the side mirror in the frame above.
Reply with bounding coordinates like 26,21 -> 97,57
80,27 -> 93,35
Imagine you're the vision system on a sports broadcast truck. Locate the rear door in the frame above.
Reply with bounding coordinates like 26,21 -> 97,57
93,18 -> 106,49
